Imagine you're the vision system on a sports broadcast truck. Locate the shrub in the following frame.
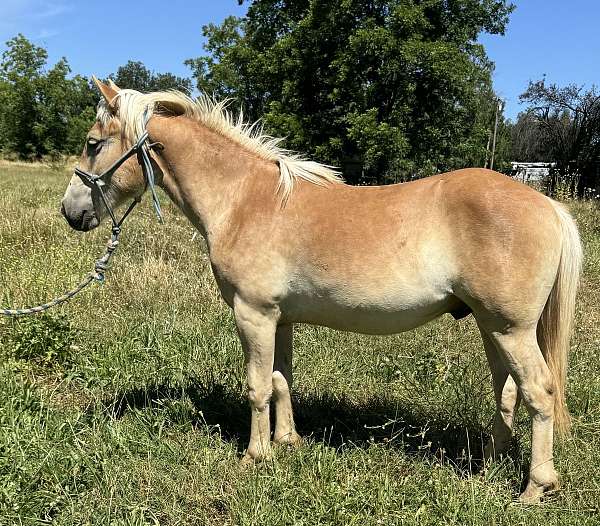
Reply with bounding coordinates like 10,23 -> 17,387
5,314 -> 74,365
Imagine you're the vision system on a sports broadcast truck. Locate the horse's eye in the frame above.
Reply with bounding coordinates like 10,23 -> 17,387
87,138 -> 104,155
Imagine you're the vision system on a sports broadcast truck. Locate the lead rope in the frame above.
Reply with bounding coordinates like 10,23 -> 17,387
1,197 -> 140,317
1,116 -> 161,317
0,226 -> 123,316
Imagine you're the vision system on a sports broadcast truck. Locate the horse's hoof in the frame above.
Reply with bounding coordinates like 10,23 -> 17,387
517,489 -> 542,505
239,454 -> 256,469
274,432 -> 302,449
517,478 -> 559,504
240,449 -> 273,468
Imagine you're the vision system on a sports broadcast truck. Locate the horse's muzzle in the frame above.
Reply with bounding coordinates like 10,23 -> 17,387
60,202 -> 99,232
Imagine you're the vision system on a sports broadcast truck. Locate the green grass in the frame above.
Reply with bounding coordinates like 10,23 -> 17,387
0,163 -> 599,525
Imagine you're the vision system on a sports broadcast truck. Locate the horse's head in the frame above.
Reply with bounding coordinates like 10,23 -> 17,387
61,78 -> 148,231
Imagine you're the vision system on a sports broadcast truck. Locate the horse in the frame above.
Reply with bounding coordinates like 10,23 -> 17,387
61,78 -> 582,503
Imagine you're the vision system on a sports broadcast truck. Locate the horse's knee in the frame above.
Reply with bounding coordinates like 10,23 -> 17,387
247,385 -> 272,412
272,370 -> 290,400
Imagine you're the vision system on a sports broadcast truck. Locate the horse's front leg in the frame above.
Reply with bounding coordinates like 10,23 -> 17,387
273,324 -> 301,447
234,298 -> 277,463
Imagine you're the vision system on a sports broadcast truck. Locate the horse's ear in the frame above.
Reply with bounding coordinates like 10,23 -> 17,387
107,79 -> 121,91
92,75 -> 118,106
157,99 -> 187,117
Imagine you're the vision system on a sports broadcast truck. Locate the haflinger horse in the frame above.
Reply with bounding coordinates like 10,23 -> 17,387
61,78 -> 582,503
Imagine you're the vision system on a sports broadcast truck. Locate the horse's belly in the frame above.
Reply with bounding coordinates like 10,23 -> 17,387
290,307 -> 446,334
281,285 -> 457,335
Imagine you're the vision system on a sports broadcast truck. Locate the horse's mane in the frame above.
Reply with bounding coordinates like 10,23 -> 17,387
97,89 -> 343,202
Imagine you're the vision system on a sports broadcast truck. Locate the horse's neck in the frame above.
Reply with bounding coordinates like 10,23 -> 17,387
148,115 -> 278,243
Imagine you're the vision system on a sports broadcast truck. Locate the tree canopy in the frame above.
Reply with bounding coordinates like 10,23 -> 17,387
0,34 -> 97,158
517,79 -> 600,196
0,7 -> 518,179
186,0 -> 514,183
3,9 -> 598,198
110,61 -> 193,94
0,36 -> 194,159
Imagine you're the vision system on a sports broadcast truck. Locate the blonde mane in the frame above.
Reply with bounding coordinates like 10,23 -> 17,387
97,89 -> 344,202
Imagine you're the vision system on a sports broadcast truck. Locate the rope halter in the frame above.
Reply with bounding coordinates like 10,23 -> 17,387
1,114 -> 163,317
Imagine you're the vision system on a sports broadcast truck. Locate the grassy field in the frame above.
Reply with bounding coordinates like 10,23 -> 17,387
0,163 -> 599,525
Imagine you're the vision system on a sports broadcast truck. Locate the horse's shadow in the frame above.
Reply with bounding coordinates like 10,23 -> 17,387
98,379 -> 521,475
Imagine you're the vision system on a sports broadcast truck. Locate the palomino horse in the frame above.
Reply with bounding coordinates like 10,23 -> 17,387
61,79 -> 582,503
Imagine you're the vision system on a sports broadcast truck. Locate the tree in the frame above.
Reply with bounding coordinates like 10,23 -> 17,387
0,34 -> 48,157
511,112 -> 548,163
0,34 -> 97,158
519,79 -> 600,196
186,0 -> 514,184
0,39 -> 194,159
111,61 -> 193,94
0,79 -> 10,152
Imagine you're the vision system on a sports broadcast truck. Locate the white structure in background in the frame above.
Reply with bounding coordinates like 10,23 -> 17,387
511,162 -> 556,184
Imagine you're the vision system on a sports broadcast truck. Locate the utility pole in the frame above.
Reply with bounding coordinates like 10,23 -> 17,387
490,98 -> 503,171
484,130 -> 491,168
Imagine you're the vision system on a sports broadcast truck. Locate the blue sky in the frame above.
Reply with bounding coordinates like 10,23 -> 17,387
0,1 -> 247,82
480,1 -> 600,119
0,1 -> 598,121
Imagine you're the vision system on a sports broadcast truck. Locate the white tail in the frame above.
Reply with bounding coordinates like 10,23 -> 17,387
538,200 -> 583,435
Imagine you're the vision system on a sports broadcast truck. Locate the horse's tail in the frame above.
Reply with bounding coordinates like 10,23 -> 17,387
538,199 -> 582,436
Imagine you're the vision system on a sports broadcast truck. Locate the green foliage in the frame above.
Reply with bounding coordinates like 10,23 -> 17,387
0,34 -> 97,159
0,34 -> 48,157
0,37 -> 193,160
518,79 -> 600,196
186,0 -> 514,183
111,60 -> 193,94
4,314 -> 74,365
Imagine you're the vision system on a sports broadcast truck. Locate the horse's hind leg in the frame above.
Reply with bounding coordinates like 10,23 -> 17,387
272,324 -> 301,447
484,325 -> 558,502
479,328 -> 521,460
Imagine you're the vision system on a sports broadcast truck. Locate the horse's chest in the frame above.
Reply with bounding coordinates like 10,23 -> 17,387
208,250 -> 288,308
